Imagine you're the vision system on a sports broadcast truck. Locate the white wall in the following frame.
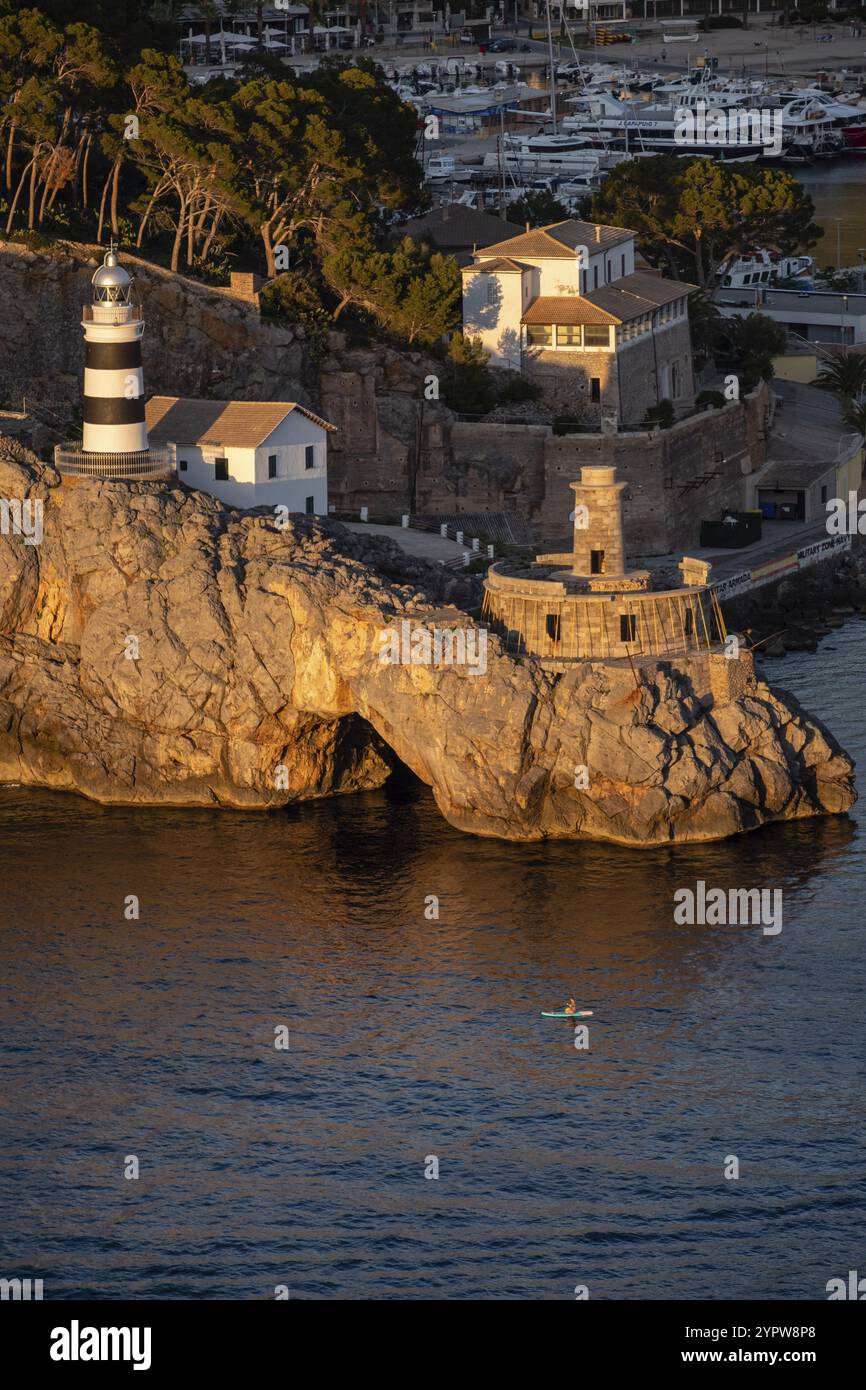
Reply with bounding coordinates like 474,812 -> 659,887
475,240 -> 635,296
169,411 -> 329,513
463,238 -> 638,370
462,268 -> 527,369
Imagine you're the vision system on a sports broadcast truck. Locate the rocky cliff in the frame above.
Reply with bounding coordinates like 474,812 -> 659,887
0,448 -> 856,845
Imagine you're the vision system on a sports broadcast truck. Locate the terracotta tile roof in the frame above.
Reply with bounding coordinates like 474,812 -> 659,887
544,219 -> 634,251
521,296 -> 618,326
145,397 -> 336,448
461,256 -> 530,274
480,218 -> 634,260
403,203 -> 522,250
585,273 -> 697,321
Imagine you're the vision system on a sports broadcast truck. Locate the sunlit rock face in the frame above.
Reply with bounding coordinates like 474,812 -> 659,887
0,447 -> 856,845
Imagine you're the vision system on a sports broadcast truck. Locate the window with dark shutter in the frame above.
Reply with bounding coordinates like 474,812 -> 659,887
268,454 -> 277,479
214,457 -> 228,481
305,496 -> 315,515
305,445 -> 316,470
620,614 -> 637,642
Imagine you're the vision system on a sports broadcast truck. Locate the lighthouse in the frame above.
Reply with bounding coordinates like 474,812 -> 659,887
55,247 -> 170,480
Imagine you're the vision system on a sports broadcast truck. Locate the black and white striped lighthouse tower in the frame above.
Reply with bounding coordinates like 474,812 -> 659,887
55,246 -> 169,480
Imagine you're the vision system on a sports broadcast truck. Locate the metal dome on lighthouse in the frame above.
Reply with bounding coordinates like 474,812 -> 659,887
55,245 -> 171,481
91,247 -> 132,302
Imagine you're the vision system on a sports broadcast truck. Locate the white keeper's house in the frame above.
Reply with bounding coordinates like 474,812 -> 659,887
145,396 -> 334,512
461,218 -> 698,428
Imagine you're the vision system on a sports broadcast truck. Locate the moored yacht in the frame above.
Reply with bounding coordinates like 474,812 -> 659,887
714,249 -> 814,292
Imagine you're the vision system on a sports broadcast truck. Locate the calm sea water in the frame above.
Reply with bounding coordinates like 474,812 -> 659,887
796,160 -> 866,269
0,626 -> 863,1301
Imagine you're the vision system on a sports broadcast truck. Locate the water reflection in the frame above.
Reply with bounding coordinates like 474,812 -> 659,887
0,629 -> 862,1299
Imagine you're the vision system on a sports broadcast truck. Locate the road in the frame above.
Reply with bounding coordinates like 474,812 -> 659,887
342,520 -> 469,564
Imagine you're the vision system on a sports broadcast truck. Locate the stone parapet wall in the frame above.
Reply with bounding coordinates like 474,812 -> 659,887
482,573 -> 725,662
537,384 -> 769,553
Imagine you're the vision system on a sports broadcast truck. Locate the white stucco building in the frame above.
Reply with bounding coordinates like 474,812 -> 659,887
145,397 -> 334,512
461,218 -> 659,369
461,218 -> 697,428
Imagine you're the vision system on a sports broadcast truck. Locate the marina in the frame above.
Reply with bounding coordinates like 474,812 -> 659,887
398,28 -> 866,211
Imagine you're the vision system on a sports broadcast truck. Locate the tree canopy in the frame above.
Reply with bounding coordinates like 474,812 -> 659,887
0,7 -> 458,347
589,154 -> 822,290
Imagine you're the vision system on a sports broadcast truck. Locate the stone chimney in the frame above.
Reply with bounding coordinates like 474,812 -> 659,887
230,271 -> 261,307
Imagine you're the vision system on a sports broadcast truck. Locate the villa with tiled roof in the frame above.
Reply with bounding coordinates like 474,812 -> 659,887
145,396 -> 334,512
461,219 -> 698,428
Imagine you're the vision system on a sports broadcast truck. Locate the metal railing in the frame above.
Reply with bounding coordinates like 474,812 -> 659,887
411,512 -> 533,545
53,444 -> 173,478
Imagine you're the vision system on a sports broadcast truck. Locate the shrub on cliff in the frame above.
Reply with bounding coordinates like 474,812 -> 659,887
497,376 -> 542,405
260,270 -> 332,361
695,390 -> 726,410
442,334 -> 496,415
322,234 -> 461,347
643,399 -> 675,430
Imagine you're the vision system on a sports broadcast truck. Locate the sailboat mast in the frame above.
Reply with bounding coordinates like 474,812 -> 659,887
545,0 -> 558,134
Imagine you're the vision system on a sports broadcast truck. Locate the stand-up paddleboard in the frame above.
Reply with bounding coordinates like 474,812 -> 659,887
541,1010 -> 593,1019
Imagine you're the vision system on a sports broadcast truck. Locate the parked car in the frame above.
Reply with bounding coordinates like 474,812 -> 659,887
488,38 -> 518,53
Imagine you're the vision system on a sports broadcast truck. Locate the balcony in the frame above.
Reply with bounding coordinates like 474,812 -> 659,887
53,444 -> 174,480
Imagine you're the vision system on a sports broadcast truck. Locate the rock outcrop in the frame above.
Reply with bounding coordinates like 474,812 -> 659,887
0,451 -> 856,844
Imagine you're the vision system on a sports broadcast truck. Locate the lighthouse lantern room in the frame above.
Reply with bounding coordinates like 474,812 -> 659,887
54,247 -> 172,481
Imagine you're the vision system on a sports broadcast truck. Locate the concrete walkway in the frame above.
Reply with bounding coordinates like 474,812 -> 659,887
635,517 -> 844,580
342,521 -> 470,564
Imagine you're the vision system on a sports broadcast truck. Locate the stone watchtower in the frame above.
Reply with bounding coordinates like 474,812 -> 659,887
570,465 -> 628,580
482,464 -> 727,664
